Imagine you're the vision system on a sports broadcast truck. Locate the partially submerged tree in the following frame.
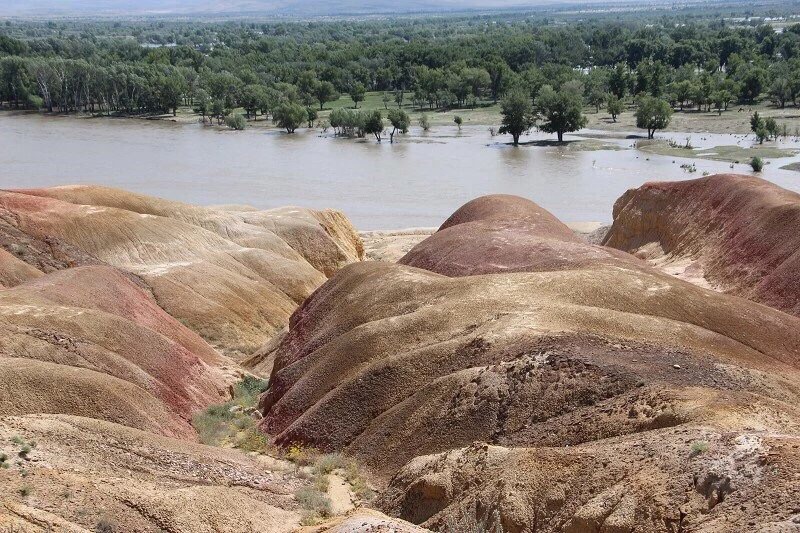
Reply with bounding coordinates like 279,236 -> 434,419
387,108 -> 410,142
535,85 -> 587,142
499,89 -> 535,145
454,115 -> 463,130
363,110 -> 384,141
273,102 -> 307,133
306,107 -> 318,128
751,111 -> 768,144
635,96 -> 672,139
419,113 -> 431,131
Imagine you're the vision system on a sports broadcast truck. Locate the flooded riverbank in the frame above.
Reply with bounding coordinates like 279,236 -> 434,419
2,112 -> 799,229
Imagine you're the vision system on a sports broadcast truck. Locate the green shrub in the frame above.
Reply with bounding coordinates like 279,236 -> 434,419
224,113 -> 247,130
192,376 -> 270,449
234,375 -> 268,402
750,156 -> 764,172
690,440 -> 709,456
419,113 -> 430,131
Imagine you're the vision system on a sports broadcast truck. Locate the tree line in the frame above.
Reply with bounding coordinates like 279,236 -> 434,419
1,15 -> 799,135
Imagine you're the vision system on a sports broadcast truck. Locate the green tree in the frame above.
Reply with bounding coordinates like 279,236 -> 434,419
769,77 -> 793,108
635,96 -> 672,139
313,81 -> 339,110
535,85 -> 587,143
306,107 -> 318,128
394,89 -> 404,108
387,108 -> 410,142
765,117 -> 779,139
159,72 -> 186,116
737,66 -> 766,103
607,95 -> 624,122
585,69 -> 609,112
193,88 -> 212,123
363,110 -> 384,141
671,80 -> 693,111
273,102 -> 307,133
454,115 -> 463,130
211,99 -> 226,125
349,83 -> 366,108
750,111 -> 768,143
498,89 -> 535,145
0,56 -> 31,108
240,84 -> 268,119
608,63 -> 629,99
485,57 -> 511,102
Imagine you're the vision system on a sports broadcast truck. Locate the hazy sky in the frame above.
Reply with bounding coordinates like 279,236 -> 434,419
1,0 -> 647,18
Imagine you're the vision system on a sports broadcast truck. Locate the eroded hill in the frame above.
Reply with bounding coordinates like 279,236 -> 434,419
0,186 -> 372,531
260,186 -> 800,531
603,174 -> 800,317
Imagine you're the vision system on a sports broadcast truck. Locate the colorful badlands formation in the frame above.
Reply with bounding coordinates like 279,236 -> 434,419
2,175 -> 800,531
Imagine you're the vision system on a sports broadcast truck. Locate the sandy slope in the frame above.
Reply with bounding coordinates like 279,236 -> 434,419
1,186 -> 362,359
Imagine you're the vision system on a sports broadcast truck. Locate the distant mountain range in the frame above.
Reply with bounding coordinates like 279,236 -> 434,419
0,0 -> 646,18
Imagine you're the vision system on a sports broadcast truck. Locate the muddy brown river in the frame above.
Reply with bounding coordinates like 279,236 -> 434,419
2,112 -> 799,229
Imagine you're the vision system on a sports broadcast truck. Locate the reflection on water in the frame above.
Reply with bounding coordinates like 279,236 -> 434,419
2,112 -> 799,229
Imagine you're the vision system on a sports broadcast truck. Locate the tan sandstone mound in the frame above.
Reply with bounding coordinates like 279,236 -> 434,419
260,194 -> 800,531
1,186 -> 362,358
0,265 -> 229,438
603,173 -> 800,317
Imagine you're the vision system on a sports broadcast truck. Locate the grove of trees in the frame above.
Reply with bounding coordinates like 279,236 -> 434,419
1,13 -> 799,136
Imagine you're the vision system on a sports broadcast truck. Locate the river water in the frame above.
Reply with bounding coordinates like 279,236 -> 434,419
2,112 -> 799,229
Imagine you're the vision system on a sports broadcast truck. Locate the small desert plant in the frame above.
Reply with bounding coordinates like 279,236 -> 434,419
690,440 -> 709,456
10,436 -> 24,445
295,486 -> 332,518
750,156 -> 764,172
18,485 -> 32,497
18,444 -> 32,459
192,376 -> 269,448
235,428 -> 271,453
95,517 -> 118,533
312,453 -> 349,476
285,444 -> 319,466
234,375 -> 268,403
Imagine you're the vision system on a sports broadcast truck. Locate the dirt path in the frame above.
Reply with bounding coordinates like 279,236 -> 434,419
327,473 -> 355,515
